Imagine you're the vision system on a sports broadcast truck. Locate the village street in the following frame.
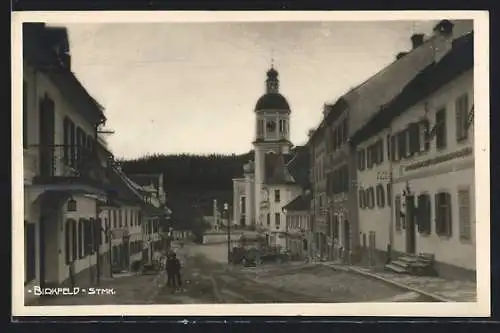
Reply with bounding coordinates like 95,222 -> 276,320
33,242 -> 446,305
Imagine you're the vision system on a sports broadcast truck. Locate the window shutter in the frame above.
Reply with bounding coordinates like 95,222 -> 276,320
386,134 -> 391,160
435,193 -> 442,235
445,193 -> 452,237
78,219 -> 85,259
71,220 -> 77,261
456,98 -> 463,141
386,184 -> 392,207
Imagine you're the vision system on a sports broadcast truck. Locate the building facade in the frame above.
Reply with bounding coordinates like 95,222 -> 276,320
351,30 -> 474,279
23,24 -> 112,303
283,192 -> 312,259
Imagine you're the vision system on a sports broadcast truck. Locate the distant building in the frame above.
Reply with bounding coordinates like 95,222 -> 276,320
350,31 -> 475,279
232,67 -> 308,249
283,191 -> 313,259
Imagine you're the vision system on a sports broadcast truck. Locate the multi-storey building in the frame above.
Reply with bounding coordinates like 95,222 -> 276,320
22,23 -> 112,303
350,29 -> 474,279
308,19 -> 473,263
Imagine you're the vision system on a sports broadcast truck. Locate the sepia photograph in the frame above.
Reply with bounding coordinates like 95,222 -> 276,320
12,11 -> 489,317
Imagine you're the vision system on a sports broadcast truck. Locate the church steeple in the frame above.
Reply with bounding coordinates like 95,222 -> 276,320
265,65 -> 279,94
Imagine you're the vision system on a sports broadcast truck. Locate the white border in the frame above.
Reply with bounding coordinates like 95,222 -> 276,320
12,10 -> 490,317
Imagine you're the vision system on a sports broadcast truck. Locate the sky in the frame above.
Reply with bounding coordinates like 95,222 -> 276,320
61,20 -> 438,159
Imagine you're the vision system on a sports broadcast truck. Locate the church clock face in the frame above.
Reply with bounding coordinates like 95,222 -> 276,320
266,120 -> 276,132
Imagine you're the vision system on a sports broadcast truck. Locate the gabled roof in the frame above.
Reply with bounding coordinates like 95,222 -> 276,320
283,193 -> 311,212
105,168 -> 144,206
350,32 -> 473,145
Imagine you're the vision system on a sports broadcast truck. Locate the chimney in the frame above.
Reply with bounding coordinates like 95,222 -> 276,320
411,33 -> 425,49
396,52 -> 408,60
433,19 -> 454,35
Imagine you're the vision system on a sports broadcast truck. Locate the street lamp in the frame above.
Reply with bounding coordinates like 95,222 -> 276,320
224,202 -> 230,264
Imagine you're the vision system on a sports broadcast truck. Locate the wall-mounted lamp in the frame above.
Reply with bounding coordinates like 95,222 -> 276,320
67,196 -> 77,212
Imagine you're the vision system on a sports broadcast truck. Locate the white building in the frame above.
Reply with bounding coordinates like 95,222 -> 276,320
232,67 -> 305,248
351,28 -> 474,280
22,24 -> 113,303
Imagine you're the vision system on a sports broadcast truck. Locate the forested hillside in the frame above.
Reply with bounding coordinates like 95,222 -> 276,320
120,151 -> 254,229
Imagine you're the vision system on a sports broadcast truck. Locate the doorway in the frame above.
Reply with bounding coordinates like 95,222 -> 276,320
39,96 -> 55,177
405,196 -> 416,254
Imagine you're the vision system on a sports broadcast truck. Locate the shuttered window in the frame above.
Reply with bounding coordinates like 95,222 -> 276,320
417,194 -> 431,235
435,192 -> 452,237
367,187 -> 375,209
359,189 -> 365,209
419,119 -> 431,152
376,184 -> 385,208
408,122 -> 420,155
456,93 -> 469,142
358,149 -> 366,171
435,108 -> 447,149
386,184 -> 392,207
458,188 -> 472,241
63,117 -> 71,165
78,219 -> 85,259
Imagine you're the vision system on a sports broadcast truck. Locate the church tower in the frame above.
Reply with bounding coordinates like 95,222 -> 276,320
253,66 -> 293,226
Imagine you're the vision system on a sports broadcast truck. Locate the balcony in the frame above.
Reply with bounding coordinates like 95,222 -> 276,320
29,144 -> 109,190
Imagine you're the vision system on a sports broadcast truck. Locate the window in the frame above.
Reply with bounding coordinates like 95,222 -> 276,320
456,93 -> 469,142
257,119 -> 264,137
279,119 -> 287,133
240,196 -> 246,214
417,194 -> 431,235
435,192 -> 452,237
63,117 -> 71,165
386,183 -> 392,207
118,210 -> 123,228
65,220 -> 71,264
97,218 -> 103,246
367,187 -> 375,209
112,210 -> 117,229
274,189 -> 280,202
390,135 -> 398,161
25,222 -> 36,283
23,81 -> 28,148
395,195 -> 402,231
376,184 -> 385,208
408,122 -> 420,155
386,134 -> 391,160
359,189 -> 365,209
342,118 -> 348,142
397,131 -> 407,160
435,108 -> 447,149
366,146 -> 373,169
275,213 -> 281,227
458,188 -> 472,240
419,119 -> 431,152
357,149 -> 366,171
78,219 -> 85,259
267,213 -> 270,226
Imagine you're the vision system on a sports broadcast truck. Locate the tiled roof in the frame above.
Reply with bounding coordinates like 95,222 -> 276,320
350,32 -> 473,145
264,152 -> 295,185
283,193 -> 311,212
105,168 -> 144,206
127,173 -> 162,188
286,145 -> 310,189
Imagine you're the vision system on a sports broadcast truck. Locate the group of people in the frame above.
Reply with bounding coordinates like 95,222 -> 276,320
159,250 -> 183,291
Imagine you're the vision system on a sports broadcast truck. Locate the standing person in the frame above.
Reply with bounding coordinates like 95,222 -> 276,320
166,252 -> 182,291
